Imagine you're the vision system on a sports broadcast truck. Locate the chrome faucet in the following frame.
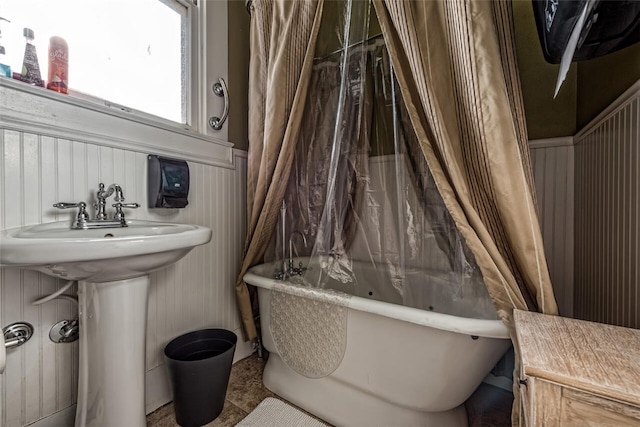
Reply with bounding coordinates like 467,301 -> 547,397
54,183 -> 139,229
95,183 -> 124,220
288,230 -> 307,271
275,230 -> 309,280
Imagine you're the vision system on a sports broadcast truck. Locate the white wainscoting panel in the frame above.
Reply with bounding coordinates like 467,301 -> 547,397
574,89 -> 639,329
529,140 -> 574,318
0,128 -> 248,426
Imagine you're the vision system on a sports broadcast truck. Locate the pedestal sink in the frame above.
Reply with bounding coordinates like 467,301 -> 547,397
0,220 -> 212,427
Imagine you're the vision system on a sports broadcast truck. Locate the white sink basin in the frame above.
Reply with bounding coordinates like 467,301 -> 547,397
0,220 -> 212,282
1,218 -> 213,426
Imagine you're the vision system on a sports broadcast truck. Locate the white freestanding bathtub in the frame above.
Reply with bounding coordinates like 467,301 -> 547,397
243,258 -> 511,427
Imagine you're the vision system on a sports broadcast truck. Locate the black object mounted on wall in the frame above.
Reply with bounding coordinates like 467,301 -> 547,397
148,155 -> 190,208
532,0 -> 640,64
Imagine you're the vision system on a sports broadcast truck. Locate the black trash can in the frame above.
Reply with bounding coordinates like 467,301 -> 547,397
164,329 -> 237,426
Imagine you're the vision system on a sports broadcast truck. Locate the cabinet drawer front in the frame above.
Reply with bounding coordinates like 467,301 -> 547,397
562,389 -> 640,427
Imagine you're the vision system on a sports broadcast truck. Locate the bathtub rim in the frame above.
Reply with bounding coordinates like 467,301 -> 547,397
243,265 -> 510,340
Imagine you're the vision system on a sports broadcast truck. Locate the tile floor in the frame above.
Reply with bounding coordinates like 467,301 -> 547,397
147,354 -> 513,426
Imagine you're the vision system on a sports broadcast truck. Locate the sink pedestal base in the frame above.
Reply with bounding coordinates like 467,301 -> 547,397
76,276 -> 149,427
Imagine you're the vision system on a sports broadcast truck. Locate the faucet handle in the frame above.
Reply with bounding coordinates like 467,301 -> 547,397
53,202 -> 86,209
112,202 -> 140,223
112,203 -> 140,209
53,202 -> 90,228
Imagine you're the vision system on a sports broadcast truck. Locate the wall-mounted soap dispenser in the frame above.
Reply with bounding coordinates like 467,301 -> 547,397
148,155 -> 190,208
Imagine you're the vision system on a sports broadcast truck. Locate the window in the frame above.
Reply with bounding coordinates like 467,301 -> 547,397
0,0 -> 188,124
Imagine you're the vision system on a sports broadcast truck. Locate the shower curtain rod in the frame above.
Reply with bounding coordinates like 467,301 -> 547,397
314,32 -> 384,62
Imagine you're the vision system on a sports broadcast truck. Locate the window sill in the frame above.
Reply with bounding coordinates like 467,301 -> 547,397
0,78 -> 235,169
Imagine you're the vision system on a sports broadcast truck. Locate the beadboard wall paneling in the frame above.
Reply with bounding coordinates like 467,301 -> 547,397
0,128 -> 248,427
529,139 -> 575,317
574,90 -> 639,329
365,149 -> 578,317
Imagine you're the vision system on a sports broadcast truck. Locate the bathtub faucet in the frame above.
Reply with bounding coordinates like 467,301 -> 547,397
275,230 -> 309,280
288,230 -> 307,272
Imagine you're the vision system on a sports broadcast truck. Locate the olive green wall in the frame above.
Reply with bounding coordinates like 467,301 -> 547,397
227,0 -> 250,151
315,1 -> 348,58
576,42 -> 640,130
226,1 -> 639,149
513,0 -> 578,139
514,1 -> 640,139
227,0 -> 381,151
314,1 -> 381,59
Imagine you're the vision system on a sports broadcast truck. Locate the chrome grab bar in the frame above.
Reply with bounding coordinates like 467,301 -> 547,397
208,77 -> 229,130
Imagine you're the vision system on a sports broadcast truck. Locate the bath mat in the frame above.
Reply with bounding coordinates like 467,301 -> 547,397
235,397 -> 328,427
270,282 -> 349,378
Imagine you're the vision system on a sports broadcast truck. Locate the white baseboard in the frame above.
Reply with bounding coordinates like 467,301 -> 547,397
29,327 -> 256,426
26,406 -> 76,427
233,328 -> 256,363
145,363 -> 174,414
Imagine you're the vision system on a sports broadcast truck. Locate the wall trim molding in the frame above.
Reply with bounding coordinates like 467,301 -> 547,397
575,79 -> 640,142
25,407 -> 76,427
529,136 -> 575,149
233,148 -> 249,159
1,79 -> 235,169
145,364 -> 173,416
530,79 -> 639,148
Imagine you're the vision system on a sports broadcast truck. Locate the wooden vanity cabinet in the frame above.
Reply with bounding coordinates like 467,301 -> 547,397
514,310 -> 640,426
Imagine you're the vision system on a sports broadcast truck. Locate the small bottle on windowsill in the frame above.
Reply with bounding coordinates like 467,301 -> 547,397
18,27 -> 44,87
0,17 -> 11,78
47,36 -> 68,94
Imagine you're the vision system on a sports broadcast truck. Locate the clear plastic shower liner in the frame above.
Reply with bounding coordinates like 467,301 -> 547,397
264,0 -> 498,321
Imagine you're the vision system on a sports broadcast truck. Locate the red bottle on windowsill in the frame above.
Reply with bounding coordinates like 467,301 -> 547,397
47,36 -> 68,94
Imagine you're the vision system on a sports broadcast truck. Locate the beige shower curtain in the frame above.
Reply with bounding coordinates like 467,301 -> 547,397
372,0 -> 558,423
235,0 -> 324,341
240,0 -> 557,332
372,0 -> 558,327
241,0 -> 557,421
